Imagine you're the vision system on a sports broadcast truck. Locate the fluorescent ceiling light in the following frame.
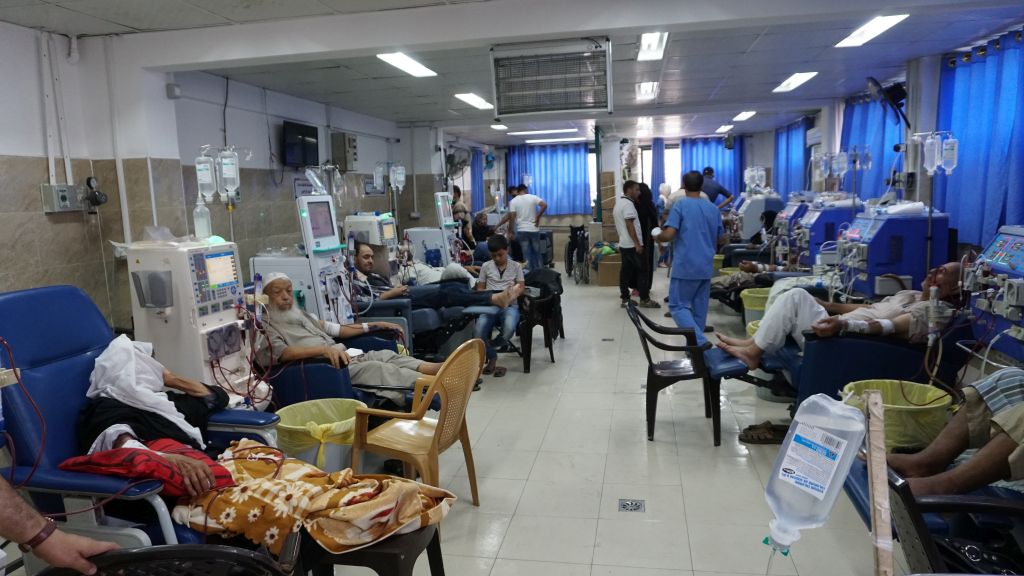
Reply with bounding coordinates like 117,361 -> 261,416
454,93 -> 493,110
376,52 -> 437,77
636,116 -> 653,127
835,15 -> 909,47
772,72 -> 818,93
525,137 -> 588,144
491,124 -> 508,130
508,128 -> 578,136
636,129 -> 650,138
715,124 -> 734,134
636,81 -> 659,101
732,111 -> 757,121
637,32 -> 669,61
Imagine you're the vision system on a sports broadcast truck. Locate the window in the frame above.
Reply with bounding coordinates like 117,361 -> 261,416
588,151 -> 597,203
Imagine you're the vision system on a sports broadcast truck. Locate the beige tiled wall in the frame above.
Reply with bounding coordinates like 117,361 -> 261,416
0,155 -> 126,327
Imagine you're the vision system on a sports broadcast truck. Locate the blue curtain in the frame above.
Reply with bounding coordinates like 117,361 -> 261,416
470,148 -> 485,211
524,143 -> 591,215
506,145 -> 529,190
650,138 -> 666,194
839,97 -> 904,200
679,137 -> 744,195
774,119 -> 811,200
934,31 -> 1024,246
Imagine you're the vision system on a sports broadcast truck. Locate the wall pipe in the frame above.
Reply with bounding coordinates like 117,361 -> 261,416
104,36 -> 132,244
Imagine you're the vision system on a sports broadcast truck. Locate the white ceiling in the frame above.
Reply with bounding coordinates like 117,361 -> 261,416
1,0 -> 1020,145
0,0 -> 492,35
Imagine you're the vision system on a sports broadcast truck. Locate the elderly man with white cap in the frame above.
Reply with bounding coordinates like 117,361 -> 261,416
257,272 -> 442,406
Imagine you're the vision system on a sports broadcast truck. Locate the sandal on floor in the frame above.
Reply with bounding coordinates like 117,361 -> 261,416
738,424 -> 787,444
492,366 -> 507,378
474,378 -> 482,391
482,365 -> 494,375
742,420 -> 789,434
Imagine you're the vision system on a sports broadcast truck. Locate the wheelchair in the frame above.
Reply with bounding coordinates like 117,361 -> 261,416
563,225 -> 590,285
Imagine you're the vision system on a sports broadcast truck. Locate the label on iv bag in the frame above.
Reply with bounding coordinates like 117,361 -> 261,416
221,159 -> 238,179
196,163 -> 214,184
777,423 -> 847,500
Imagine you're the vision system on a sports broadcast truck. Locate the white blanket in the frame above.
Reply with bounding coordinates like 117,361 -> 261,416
88,335 -> 205,448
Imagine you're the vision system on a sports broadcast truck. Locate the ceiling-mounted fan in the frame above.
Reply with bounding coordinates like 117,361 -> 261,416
867,76 -> 911,129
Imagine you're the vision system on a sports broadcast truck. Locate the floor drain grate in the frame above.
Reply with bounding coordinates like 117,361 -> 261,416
618,499 -> 646,512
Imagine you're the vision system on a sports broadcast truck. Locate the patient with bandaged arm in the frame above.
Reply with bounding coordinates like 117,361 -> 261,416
717,262 -> 961,369
888,367 -> 1024,496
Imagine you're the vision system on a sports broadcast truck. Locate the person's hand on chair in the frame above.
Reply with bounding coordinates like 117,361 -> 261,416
811,316 -> 844,338
32,529 -> 119,575
370,321 -> 405,340
321,345 -> 351,369
163,453 -> 217,497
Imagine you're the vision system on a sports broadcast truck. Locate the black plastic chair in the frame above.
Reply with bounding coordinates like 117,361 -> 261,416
309,524 -> 444,576
625,302 -> 716,443
889,468 -> 1024,574
38,544 -> 290,576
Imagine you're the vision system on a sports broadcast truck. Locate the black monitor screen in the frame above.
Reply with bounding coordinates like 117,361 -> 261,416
282,121 -> 319,167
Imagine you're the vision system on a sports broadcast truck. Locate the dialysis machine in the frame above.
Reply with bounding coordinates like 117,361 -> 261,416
403,192 -> 460,266
737,192 -> 785,241
964,225 -> 1024,362
128,241 -> 258,397
345,212 -> 399,261
251,194 -> 353,325
797,204 -> 859,267
838,210 -> 950,298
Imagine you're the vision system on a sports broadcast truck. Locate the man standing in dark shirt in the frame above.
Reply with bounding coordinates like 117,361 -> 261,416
702,167 -> 734,210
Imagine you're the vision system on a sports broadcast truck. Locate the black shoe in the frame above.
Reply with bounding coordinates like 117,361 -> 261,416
704,325 -> 715,333
474,378 -> 482,391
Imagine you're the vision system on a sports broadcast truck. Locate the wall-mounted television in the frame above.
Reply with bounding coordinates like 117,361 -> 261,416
282,121 -> 319,167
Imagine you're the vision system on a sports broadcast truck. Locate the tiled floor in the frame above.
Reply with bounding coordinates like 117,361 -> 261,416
343,270 -> 890,575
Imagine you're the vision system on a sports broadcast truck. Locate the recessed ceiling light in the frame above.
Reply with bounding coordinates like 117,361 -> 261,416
732,111 -> 757,121
454,93 -> 493,110
636,116 -> 653,127
636,82 -> 659,101
637,32 -> 669,61
376,52 -> 437,77
524,137 -> 588,144
715,124 -> 734,134
491,124 -> 508,130
772,72 -> 818,93
508,128 -> 578,136
835,15 -> 909,48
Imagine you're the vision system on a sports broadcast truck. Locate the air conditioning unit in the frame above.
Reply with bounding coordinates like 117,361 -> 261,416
490,38 -> 613,117
806,127 -> 823,147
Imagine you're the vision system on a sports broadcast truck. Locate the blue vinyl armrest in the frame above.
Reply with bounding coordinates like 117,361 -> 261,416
765,271 -> 812,280
359,299 -> 413,319
207,409 -> 279,428
341,335 -> 399,353
1,466 -> 164,499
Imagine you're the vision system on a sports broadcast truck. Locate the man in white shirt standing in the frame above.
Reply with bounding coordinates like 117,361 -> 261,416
501,184 -> 548,271
614,180 -> 657,308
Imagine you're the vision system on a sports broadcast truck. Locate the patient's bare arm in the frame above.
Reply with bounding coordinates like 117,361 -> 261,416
162,369 -> 212,398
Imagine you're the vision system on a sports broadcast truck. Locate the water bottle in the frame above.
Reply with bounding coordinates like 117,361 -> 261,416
765,394 -> 865,554
193,198 -> 212,240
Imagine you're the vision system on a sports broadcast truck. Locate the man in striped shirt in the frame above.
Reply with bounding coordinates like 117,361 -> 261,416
889,367 -> 1024,495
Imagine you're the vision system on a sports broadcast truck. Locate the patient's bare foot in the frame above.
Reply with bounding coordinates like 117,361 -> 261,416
715,332 -> 752,347
887,452 -> 946,479
492,285 -> 524,309
907,475 -> 951,497
718,342 -> 761,370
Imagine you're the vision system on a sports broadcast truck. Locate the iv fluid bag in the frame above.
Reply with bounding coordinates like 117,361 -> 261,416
219,149 -> 240,201
765,394 -> 865,553
193,201 -> 212,240
196,156 -> 217,202
941,137 -> 959,174
923,134 -> 940,175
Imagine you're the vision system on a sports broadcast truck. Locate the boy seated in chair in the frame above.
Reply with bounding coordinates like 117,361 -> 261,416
474,235 -> 525,377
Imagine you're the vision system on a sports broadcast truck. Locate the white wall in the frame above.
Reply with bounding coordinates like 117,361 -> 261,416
0,21 -> 95,162
173,71 -> 399,170
744,130 -> 774,170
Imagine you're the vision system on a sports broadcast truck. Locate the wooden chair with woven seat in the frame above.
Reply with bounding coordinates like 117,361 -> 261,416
350,338 -> 485,506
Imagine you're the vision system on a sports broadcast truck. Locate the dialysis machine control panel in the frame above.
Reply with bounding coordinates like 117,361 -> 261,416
798,207 -> 856,267
965,226 -> 1024,363
839,213 -> 949,298
190,249 -> 242,317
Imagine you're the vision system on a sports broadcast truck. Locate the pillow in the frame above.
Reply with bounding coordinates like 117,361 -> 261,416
59,438 -> 234,498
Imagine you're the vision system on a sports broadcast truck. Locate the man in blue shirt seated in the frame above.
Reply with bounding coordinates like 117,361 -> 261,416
702,166 -> 734,210
653,171 -> 728,344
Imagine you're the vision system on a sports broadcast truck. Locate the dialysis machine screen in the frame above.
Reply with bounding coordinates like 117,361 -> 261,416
307,201 -> 335,239
205,252 -> 238,289
382,221 -> 397,242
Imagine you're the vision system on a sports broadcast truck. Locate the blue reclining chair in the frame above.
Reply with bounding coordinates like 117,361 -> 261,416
0,285 -> 279,552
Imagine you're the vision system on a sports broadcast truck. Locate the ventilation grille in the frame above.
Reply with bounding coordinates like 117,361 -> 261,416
491,39 -> 612,117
